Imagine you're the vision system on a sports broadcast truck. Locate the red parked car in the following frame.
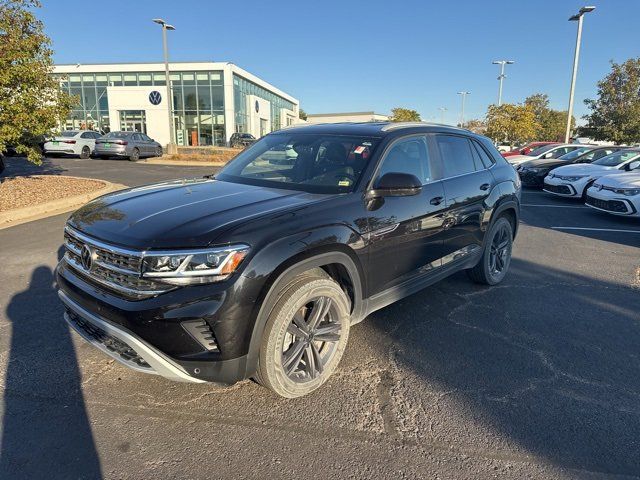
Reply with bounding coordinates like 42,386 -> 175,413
502,141 -> 560,158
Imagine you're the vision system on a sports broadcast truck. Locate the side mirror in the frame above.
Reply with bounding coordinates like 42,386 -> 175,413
627,160 -> 640,171
370,172 -> 422,197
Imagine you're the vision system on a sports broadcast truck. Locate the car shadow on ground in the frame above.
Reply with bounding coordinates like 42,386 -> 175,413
0,247 -> 102,479
365,257 -> 640,476
0,156 -> 66,180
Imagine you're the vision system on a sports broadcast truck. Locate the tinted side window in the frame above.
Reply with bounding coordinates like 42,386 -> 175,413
132,134 -> 141,141
435,135 -> 478,178
377,135 -> 432,185
80,132 -> 92,139
471,140 -> 495,168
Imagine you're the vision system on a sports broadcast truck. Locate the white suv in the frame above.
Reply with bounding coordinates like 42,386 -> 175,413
543,149 -> 640,199
43,130 -> 103,159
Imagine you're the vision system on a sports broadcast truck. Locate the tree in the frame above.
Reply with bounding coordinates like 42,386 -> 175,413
298,108 -> 308,121
524,93 -> 573,141
485,103 -> 538,145
389,107 -> 421,122
582,58 -> 640,144
461,118 -> 487,135
0,0 -> 75,163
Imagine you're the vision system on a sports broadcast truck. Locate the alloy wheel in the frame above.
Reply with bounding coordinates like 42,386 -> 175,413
281,296 -> 342,383
489,224 -> 511,276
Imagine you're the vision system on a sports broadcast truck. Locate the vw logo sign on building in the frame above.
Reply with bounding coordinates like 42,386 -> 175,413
255,100 -> 260,113
149,91 -> 162,105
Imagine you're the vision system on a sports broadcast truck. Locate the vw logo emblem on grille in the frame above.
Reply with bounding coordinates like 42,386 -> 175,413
149,91 -> 162,105
80,245 -> 94,271
598,184 -> 603,191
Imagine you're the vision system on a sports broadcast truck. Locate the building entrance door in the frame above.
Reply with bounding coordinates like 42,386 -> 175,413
260,118 -> 268,137
119,110 -> 147,133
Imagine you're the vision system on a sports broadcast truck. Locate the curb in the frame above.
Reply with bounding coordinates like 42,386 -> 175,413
0,176 -> 128,230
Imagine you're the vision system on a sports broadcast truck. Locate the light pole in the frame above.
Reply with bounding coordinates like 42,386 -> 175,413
492,60 -> 514,106
565,6 -> 595,143
153,18 -> 177,154
438,107 -> 447,124
457,91 -> 470,127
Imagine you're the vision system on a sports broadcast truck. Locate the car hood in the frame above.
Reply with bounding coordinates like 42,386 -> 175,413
596,172 -> 640,188
520,158 -> 569,169
68,178 -> 328,249
550,163 -> 616,176
506,155 -> 535,164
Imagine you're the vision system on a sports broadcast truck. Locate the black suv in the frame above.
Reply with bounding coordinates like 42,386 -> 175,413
229,132 -> 256,148
57,122 -> 520,398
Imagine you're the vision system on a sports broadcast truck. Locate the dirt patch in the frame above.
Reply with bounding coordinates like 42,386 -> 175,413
0,176 -> 106,212
166,149 -> 241,164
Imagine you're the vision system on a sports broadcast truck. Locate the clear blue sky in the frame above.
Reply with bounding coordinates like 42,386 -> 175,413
40,0 -> 638,124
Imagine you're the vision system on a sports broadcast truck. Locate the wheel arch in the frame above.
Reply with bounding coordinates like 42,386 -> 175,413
243,245 -> 365,378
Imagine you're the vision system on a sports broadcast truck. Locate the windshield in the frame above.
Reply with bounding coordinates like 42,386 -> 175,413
103,132 -> 130,139
557,147 -> 593,161
216,133 -> 380,193
593,150 -> 640,167
60,131 -> 78,137
528,144 -> 558,157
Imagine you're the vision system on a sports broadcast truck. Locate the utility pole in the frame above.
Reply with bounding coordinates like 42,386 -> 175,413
492,60 -> 514,106
457,91 -> 470,127
153,18 -> 177,154
438,107 -> 447,124
565,6 -> 595,143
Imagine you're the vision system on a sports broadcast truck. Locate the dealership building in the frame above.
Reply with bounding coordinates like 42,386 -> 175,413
52,62 -> 300,147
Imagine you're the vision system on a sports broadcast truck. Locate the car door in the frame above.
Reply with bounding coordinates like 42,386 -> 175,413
365,134 -> 448,296
434,134 -> 495,263
79,132 -> 95,150
131,133 -> 144,154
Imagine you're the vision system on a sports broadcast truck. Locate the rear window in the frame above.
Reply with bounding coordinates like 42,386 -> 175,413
61,131 -> 78,137
103,132 -> 130,139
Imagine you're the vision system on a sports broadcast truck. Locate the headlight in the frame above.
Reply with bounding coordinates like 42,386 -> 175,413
557,175 -> 588,182
617,188 -> 640,196
528,167 -> 545,174
141,244 -> 249,285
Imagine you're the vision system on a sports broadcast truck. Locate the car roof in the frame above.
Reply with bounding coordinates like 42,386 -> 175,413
273,121 -> 471,137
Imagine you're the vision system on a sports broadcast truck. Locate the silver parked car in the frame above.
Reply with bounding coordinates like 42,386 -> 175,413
43,130 -> 103,158
94,131 -> 163,161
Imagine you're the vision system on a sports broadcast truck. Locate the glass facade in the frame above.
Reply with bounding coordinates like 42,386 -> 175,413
233,74 -> 296,133
53,67 -> 297,146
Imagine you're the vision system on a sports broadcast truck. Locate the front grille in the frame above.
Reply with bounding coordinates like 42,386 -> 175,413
519,171 -> 545,186
585,195 -> 629,213
67,309 -> 151,369
544,183 -> 572,195
64,227 -> 171,299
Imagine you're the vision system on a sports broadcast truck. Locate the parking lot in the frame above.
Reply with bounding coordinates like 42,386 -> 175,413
1,156 -> 639,479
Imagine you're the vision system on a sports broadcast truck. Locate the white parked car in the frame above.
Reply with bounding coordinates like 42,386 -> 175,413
43,130 -> 103,159
506,144 -> 586,166
543,148 -> 640,199
585,170 -> 640,217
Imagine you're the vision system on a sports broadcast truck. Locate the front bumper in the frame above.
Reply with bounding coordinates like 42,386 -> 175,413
60,289 -> 205,383
543,175 -> 587,197
585,189 -> 639,216
56,258 -> 262,384
518,169 -> 548,187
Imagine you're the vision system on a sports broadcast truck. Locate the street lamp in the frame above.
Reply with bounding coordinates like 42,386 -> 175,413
438,107 -> 447,124
153,18 -> 177,154
457,91 -> 470,127
565,6 -> 595,143
492,60 -> 515,106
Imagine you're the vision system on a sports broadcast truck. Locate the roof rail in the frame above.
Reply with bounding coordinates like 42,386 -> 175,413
381,121 -> 466,132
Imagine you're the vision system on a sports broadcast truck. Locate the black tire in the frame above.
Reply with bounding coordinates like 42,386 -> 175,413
255,272 -> 351,398
155,146 -> 163,158
80,146 -> 90,159
129,148 -> 140,162
467,216 -> 513,285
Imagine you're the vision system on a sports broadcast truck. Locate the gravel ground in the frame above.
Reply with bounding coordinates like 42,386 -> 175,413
0,175 -> 105,212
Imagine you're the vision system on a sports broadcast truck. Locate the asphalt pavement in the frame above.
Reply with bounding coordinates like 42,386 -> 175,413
1,156 -> 639,479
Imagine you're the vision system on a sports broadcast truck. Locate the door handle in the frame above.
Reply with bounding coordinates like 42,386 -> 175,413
480,183 -> 491,191
430,196 -> 443,206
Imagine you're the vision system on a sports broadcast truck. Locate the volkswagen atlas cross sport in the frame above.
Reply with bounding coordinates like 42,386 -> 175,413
544,148 -> 640,199
56,122 -> 521,398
